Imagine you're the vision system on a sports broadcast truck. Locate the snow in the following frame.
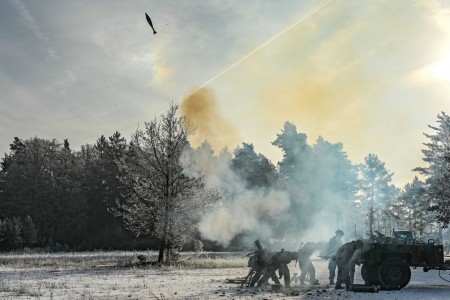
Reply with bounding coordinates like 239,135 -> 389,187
1,256 -> 450,299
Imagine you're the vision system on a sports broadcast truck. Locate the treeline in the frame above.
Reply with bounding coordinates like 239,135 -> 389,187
0,134 -> 153,251
1,104 -> 449,255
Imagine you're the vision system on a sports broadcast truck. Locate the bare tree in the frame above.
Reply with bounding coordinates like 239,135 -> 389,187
113,103 -> 214,264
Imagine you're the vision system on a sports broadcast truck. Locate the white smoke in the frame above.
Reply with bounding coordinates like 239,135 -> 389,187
181,143 -> 290,246
198,189 -> 290,245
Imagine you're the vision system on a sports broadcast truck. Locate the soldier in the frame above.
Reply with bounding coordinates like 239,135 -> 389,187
257,249 -> 298,288
327,229 -> 344,285
246,240 -> 280,287
335,240 -> 364,290
349,248 -> 362,285
248,249 -> 280,286
298,242 -> 319,285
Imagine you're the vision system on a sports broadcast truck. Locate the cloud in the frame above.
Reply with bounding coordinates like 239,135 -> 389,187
8,0 -> 48,41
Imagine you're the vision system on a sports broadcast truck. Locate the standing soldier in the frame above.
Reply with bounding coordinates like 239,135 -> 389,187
335,240 -> 364,290
298,242 -> 319,285
327,230 -> 344,285
349,248 -> 362,285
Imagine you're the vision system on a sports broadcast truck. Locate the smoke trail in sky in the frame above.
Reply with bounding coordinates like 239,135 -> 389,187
198,0 -> 334,88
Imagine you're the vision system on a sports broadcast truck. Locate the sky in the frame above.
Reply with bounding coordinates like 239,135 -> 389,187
1,0 -> 450,186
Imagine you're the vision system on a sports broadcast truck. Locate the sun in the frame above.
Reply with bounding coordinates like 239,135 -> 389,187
429,55 -> 450,81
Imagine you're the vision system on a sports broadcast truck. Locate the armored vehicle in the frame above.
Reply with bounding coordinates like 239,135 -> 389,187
360,230 -> 450,289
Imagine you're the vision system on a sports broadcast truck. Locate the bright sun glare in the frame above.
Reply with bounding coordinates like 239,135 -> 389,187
429,55 -> 450,81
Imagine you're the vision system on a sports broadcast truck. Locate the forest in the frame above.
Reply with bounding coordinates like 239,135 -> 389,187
1,104 -> 450,265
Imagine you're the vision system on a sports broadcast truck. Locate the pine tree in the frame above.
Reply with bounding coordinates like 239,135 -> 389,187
80,131 -> 129,247
231,143 -> 279,189
4,217 -> 23,250
22,215 -> 38,247
271,122 -> 358,236
415,112 -> 450,227
0,137 -> 88,248
0,219 -> 6,245
358,154 -> 398,237
396,177 -> 436,239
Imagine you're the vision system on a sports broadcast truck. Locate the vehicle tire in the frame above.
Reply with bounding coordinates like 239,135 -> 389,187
361,264 -> 382,285
361,264 -> 369,284
378,257 -> 411,288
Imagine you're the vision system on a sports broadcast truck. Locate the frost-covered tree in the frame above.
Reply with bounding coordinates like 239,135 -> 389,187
114,104 -> 214,264
415,112 -> 450,227
358,154 -> 397,236
397,176 -> 439,239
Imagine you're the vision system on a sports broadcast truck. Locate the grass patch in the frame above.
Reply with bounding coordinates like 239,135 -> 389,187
177,257 -> 247,269
0,251 -> 247,270
0,250 -> 157,269
0,281 -> 41,297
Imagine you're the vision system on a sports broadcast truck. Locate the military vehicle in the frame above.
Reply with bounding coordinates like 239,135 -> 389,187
392,230 -> 414,241
360,230 -> 450,289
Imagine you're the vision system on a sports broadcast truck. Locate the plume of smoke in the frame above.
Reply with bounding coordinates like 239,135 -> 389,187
181,143 -> 290,246
179,89 -> 361,249
181,88 -> 241,154
198,188 -> 290,246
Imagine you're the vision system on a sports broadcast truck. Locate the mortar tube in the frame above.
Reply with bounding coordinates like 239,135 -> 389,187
255,240 -> 263,252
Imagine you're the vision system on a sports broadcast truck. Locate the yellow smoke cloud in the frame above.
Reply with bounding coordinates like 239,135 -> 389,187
208,0 -> 450,185
181,88 -> 241,153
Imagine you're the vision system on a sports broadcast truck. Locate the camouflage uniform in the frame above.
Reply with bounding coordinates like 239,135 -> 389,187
298,242 -> 318,285
335,240 -> 364,289
327,231 -> 343,285
257,250 -> 298,287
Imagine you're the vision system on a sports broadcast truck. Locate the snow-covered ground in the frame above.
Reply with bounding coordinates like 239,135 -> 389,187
1,255 -> 450,299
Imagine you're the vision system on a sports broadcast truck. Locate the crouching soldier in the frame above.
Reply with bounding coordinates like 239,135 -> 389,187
298,242 -> 319,285
248,249 -> 280,286
257,249 -> 298,288
335,240 -> 364,290
245,240 -> 280,287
